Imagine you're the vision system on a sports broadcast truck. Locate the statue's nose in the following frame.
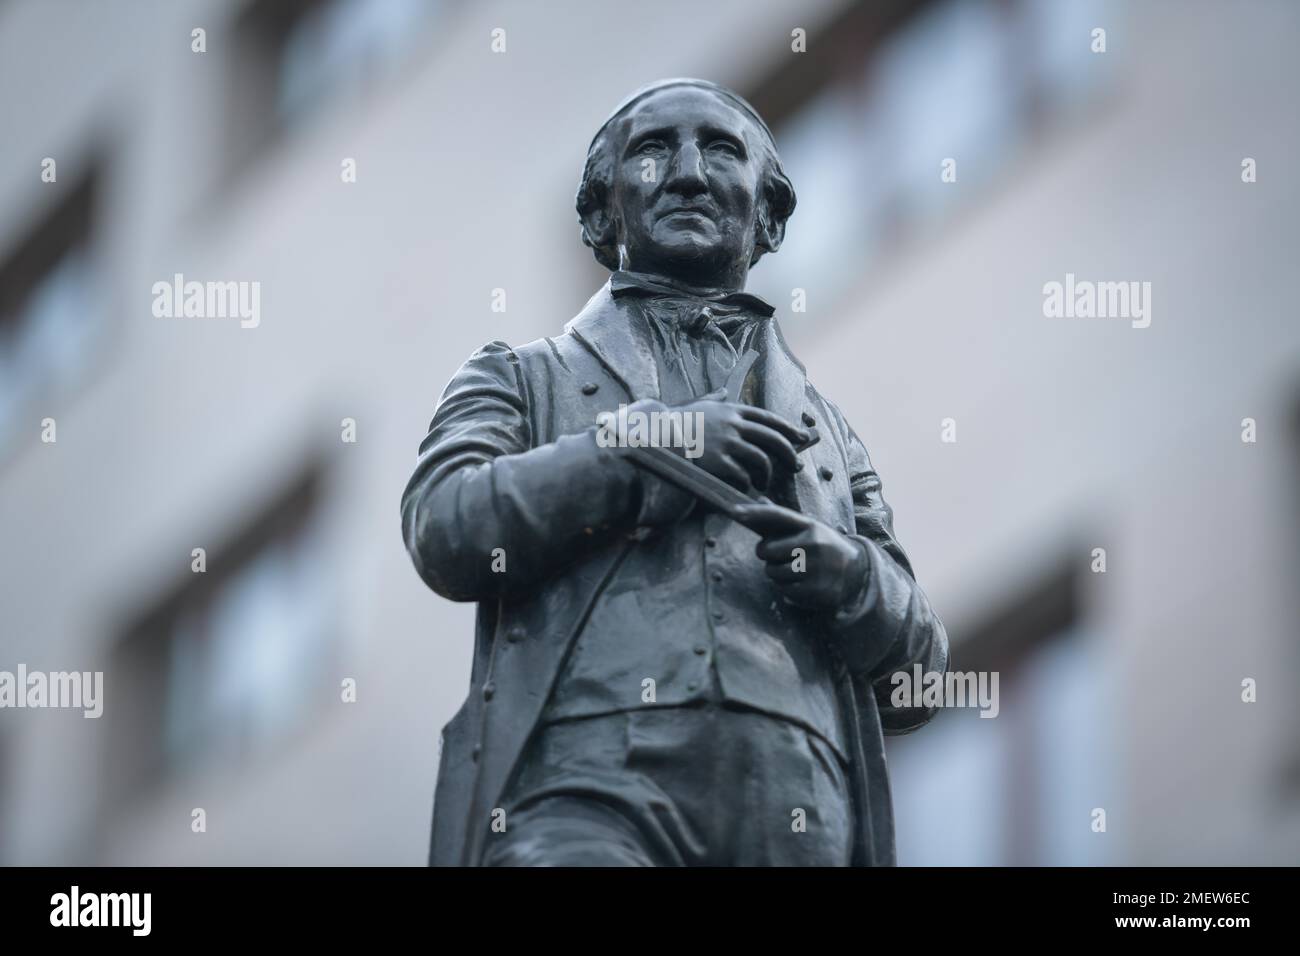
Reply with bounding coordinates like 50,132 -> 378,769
665,143 -> 707,193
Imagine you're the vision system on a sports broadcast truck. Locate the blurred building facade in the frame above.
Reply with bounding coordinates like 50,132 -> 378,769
1,0 -> 1298,864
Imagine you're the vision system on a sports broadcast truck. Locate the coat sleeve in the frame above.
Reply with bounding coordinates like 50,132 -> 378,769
400,340 -> 655,603
826,410 -> 950,734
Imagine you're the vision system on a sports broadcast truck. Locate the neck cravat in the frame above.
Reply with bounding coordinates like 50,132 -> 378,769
639,297 -> 759,400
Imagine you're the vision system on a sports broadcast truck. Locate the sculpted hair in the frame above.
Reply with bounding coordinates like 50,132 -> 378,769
575,79 -> 797,272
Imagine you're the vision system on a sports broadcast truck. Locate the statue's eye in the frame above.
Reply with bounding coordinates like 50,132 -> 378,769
635,139 -> 665,155
708,139 -> 742,157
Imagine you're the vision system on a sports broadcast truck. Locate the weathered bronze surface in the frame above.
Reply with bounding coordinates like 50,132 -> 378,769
401,79 -> 949,866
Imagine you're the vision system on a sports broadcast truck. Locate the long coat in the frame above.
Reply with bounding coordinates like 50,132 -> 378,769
401,282 -> 949,866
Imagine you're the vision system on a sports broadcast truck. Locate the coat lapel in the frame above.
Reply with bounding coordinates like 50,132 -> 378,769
752,316 -> 808,425
753,318 -> 830,516
565,282 -> 660,402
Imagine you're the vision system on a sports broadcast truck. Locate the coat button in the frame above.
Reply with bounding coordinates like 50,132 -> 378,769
581,382 -> 599,395
505,626 -> 525,643
472,744 -> 481,762
694,645 -> 707,655
711,570 -> 723,582
482,682 -> 496,701
801,412 -> 816,427
793,460 -> 804,472
819,466 -> 834,481
704,536 -> 717,548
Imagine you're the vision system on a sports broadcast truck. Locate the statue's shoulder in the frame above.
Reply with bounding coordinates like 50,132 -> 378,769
561,280 -> 623,339
468,284 -> 623,381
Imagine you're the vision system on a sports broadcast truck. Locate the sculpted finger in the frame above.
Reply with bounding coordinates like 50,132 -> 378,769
755,533 -> 807,562
732,502 -> 810,537
738,406 -> 810,447
713,454 -> 753,492
726,440 -> 772,491
735,421 -> 798,471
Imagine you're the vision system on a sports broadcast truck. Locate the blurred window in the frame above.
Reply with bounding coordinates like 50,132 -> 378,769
0,170 -> 100,453
1015,626 -> 1111,864
888,559 -> 1116,865
871,0 -> 1021,228
888,689 -> 1011,864
108,466 -> 337,798
162,513 -> 334,769
227,0 -> 442,170
275,0 -> 441,125
747,0 -> 1117,312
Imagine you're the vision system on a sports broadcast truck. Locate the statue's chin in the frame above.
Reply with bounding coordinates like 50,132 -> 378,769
646,233 -> 729,268
627,233 -> 748,285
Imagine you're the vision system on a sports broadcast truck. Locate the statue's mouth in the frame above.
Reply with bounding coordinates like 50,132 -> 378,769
658,206 -> 715,223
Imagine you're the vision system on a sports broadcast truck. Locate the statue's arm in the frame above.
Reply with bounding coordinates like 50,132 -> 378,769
400,340 -> 676,603
829,413 -> 950,734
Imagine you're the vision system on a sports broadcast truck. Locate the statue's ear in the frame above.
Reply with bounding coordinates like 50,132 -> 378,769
577,176 -> 619,270
580,200 -> 617,253
755,171 -> 795,259
755,210 -> 784,259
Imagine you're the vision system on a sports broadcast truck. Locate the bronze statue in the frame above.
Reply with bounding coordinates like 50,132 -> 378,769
401,79 -> 949,866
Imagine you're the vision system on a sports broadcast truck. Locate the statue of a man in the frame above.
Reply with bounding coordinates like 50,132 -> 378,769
401,78 -> 949,866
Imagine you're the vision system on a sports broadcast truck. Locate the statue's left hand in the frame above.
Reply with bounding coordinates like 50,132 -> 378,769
733,501 -> 866,612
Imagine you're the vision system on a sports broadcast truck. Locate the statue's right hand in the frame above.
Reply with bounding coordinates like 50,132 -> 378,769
674,390 -> 811,493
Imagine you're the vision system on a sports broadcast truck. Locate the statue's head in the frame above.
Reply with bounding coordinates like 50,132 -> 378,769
576,79 -> 796,290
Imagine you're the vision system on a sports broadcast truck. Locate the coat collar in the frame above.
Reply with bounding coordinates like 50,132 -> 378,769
566,280 -> 807,424
608,270 -> 776,317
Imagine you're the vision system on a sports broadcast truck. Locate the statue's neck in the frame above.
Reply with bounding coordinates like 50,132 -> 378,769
614,269 -> 739,299
618,267 -> 748,299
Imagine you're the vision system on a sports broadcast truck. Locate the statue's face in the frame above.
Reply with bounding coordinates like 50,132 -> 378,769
608,87 -> 764,287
